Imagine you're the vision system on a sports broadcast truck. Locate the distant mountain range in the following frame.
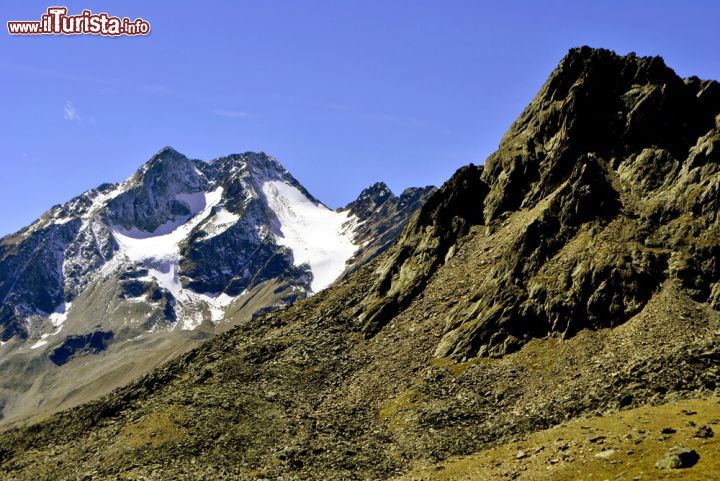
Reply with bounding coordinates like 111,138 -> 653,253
0,147 -> 434,423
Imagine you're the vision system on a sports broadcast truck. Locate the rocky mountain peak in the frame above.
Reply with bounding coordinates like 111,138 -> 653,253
203,152 -> 321,209
132,146 -> 200,181
354,47 -> 720,359
361,181 -> 393,197
105,147 -> 208,232
480,46 -> 720,223
549,47 -> 677,99
210,152 -> 285,178
153,145 -> 186,159
344,181 -> 394,219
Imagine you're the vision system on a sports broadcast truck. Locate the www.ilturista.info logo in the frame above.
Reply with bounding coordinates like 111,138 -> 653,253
7,7 -> 150,36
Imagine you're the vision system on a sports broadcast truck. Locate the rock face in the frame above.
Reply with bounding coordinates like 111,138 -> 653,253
342,182 -> 436,276
105,148 -> 209,232
0,147 -> 433,423
358,165 -> 488,337
0,47 -> 719,481
361,46 -> 720,358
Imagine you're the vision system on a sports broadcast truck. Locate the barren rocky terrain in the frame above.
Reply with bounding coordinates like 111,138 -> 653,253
0,46 -> 718,480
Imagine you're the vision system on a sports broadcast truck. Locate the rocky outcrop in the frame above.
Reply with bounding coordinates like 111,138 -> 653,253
48,331 -> 114,366
342,182 -> 436,276
349,48 -> 720,359
357,165 -> 486,336
655,447 -> 700,469
104,147 -> 208,232
0,221 -> 80,340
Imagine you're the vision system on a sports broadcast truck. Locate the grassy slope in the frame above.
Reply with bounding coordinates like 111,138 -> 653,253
398,398 -> 720,481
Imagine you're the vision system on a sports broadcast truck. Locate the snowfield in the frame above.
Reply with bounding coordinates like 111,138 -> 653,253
30,338 -> 49,350
113,189 -> 220,258
262,180 -> 359,292
110,187 -> 238,329
203,207 -> 241,240
106,178 -> 360,329
111,188 -> 223,268
48,302 -> 72,327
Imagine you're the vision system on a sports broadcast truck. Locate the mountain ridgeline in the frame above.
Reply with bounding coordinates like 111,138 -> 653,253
360,45 -> 720,357
0,47 -> 719,480
0,149 -> 433,424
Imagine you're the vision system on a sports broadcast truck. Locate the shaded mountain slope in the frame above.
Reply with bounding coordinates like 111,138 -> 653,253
1,47 -> 719,480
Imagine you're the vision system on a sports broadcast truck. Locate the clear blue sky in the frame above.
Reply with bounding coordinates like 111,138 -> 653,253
1,1 -> 719,236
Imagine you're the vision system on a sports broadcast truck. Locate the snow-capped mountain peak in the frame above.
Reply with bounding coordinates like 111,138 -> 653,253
0,147 -> 435,424
0,148 -> 432,339
0,147 -> 433,345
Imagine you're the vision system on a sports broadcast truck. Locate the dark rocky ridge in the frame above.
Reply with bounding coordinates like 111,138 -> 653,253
360,46 -> 720,357
357,165 -> 488,337
0,221 -> 79,342
341,182 -> 436,276
0,47 -> 718,480
104,147 -> 208,232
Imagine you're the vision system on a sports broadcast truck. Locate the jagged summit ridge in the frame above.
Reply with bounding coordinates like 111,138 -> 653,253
356,47 -> 720,358
482,46 -> 720,222
0,147 -> 432,340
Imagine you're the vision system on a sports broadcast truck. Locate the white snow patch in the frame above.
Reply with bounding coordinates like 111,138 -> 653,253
30,335 -> 49,350
176,191 -> 209,215
213,208 -> 240,226
48,302 -> 72,327
112,188 -> 222,267
171,289 -> 237,329
146,263 -> 182,297
52,216 -> 74,225
123,295 -> 149,303
203,208 -> 240,240
262,180 -> 359,292
110,188 -> 240,330
197,292 -> 236,322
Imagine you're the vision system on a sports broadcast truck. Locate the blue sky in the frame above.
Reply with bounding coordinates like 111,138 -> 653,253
1,1 -> 719,236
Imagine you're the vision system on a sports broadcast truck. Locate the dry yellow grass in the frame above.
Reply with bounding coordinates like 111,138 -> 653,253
118,405 -> 186,449
397,398 -> 720,481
